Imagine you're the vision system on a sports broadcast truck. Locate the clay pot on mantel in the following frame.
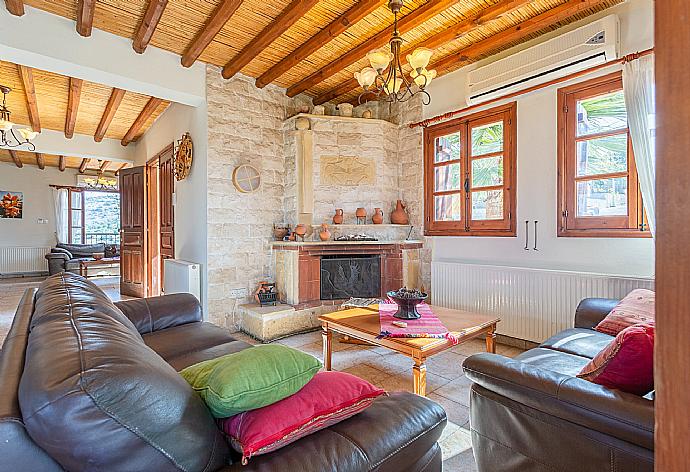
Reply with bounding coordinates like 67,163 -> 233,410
355,207 -> 367,225
319,224 -> 332,241
294,224 -> 307,241
332,209 -> 344,225
372,208 -> 384,225
391,200 -> 409,225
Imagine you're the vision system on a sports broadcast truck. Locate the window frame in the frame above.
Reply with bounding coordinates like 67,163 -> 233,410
68,188 -> 85,244
557,72 -> 650,238
424,102 -> 517,237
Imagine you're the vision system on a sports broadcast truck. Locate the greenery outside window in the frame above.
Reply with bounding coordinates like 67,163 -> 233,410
424,102 -> 517,236
68,189 -> 121,245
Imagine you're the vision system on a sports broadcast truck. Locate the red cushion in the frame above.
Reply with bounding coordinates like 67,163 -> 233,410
218,371 -> 386,464
577,322 -> 654,395
595,289 -> 655,336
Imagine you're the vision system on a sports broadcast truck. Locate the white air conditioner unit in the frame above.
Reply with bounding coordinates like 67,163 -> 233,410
466,15 -> 619,105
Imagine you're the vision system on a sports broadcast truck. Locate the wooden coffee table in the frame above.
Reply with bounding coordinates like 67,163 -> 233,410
79,257 -> 120,277
319,305 -> 500,396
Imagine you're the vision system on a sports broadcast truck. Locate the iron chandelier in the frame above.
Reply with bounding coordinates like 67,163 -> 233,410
0,85 -> 39,150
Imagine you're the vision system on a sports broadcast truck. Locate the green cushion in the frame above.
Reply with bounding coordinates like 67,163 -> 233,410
179,344 -> 322,418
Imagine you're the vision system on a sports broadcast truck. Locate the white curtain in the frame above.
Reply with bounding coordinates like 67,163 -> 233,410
53,188 -> 69,244
623,55 -> 656,236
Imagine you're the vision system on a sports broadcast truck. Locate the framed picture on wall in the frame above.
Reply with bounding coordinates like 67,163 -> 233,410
0,190 -> 23,219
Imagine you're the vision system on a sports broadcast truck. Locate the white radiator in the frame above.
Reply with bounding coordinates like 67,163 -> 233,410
163,259 -> 201,301
432,262 -> 654,343
0,246 -> 50,275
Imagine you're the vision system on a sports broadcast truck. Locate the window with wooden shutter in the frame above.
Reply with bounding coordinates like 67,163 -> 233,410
424,102 -> 517,236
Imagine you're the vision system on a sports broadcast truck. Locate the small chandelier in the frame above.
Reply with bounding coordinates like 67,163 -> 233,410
82,174 -> 118,190
355,0 -> 437,105
0,85 -> 39,150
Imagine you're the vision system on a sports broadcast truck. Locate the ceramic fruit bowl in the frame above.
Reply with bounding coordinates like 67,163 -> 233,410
387,288 -> 428,320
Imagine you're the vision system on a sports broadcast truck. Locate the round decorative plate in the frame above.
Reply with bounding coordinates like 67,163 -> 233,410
174,133 -> 193,181
232,164 -> 261,193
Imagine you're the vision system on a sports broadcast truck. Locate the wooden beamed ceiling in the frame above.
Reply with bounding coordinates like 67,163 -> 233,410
0,149 -> 133,174
10,0 -> 622,104
0,60 -> 169,144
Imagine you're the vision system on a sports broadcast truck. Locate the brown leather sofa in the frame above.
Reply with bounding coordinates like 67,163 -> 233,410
0,273 -> 447,472
463,298 -> 654,472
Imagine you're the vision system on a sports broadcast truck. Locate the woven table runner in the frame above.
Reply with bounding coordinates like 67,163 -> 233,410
377,303 -> 459,344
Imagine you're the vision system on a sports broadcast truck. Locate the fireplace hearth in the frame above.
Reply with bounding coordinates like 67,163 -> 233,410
320,255 -> 381,300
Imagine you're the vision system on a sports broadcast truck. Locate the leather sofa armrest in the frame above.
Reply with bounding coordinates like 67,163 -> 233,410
115,293 -> 202,335
574,298 -> 619,329
45,252 -> 70,261
463,353 -> 654,451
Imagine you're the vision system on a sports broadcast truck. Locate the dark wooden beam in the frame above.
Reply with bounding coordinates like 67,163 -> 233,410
255,0 -> 385,88
8,150 -> 22,168
65,78 -> 83,139
221,0 -> 319,80
132,0 -> 169,54
181,0 -> 244,67
286,0 -> 458,97
17,65 -> 41,132
35,152 -> 45,170
315,0 -> 608,104
5,0 -> 24,16
656,0 -> 690,470
79,158 -> 90,173
95,88 -> 125,142
76,0 -> 96,37
58,155 -> 66,172
99,160 -> 110,172
121,97 -> 163,146
114,162 -> 128,175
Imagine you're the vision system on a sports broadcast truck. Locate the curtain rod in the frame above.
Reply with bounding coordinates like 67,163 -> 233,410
409,48 -> 655,129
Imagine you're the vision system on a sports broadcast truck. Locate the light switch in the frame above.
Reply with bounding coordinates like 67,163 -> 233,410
37,218 -> 48,224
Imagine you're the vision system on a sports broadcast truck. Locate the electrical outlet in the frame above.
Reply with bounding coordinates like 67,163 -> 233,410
229,287 -> 249,299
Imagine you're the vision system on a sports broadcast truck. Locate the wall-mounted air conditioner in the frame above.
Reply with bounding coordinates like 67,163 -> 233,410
466,15 -> 619,105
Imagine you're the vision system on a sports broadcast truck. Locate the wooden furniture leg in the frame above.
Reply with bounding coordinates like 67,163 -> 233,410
413,356 -> 427,397
486,324 -> 497,353
322,323 -> 332,371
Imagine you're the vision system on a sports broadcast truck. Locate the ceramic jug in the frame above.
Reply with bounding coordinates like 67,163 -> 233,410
332,209 -> 344,224
372,208 -> 384,224
391,200 -> 409,225
319,224 -> 331,241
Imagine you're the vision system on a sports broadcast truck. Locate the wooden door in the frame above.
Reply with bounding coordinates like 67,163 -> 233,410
120,166 -> 146,298
158,144 -> 175,290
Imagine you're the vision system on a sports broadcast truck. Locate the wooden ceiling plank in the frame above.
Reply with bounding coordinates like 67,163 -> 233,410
316,0 -> 609,104
76,0 -> 96,37
121,97 -> 163,146
35,152 -> 45,170
79,158 -> 90,173
255,0 -> 385,88
221,0 -> 320,80
99,160 -> 110,172
5,0 -> 24,16
65,78 -> 83,139
95,88 -> 125,142
133,0 -> 169,54
9,150 -> 23,168
58,155 -> 66,172
181,0 -> 244,68
17,65 -> 41,132
286,0 -> 459,97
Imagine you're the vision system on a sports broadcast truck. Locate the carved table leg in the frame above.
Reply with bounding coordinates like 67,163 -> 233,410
322,323 -> 332,371
413,356 -> 427,397
486,324 -> 497,354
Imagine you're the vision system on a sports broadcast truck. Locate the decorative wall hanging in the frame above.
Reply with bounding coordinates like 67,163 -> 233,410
320,156 -> 375,186
232,164 -> 261,193
174,132 -> 193,181
0,190 -> 23,219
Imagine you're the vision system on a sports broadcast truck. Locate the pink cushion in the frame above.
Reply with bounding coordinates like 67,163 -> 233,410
595,289 -> 655,336
577,322 -> 654,395
218,371 -> 386,464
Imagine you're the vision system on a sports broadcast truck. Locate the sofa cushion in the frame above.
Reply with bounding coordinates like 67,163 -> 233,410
180,345 -> 322,418
221,392 -> 446,472
18,273 -> 229,472
595,289 -> 655,336
143,322 -> 239,360
168,341 -> 253,371
578,323 -> 655,395
540,328 -> 614,359
513,347 -> 590,377
57,243 -> 105,259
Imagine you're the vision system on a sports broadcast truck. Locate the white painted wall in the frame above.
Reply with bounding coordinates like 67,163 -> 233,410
133,102 -> 209,311
423,0 -> 655,278
0,163 -> 78,247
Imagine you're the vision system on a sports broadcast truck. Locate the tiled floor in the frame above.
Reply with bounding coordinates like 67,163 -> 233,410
231,329 -> 525,471
1,278 -> 523,471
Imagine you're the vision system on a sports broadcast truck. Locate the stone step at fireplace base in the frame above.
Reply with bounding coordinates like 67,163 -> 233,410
238,302 -> 340,342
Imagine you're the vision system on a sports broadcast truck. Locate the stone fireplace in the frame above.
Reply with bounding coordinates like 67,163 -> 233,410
320,255 -> 381,300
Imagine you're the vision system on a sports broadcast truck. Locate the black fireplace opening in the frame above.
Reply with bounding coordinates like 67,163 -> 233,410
320,255 -> 381,300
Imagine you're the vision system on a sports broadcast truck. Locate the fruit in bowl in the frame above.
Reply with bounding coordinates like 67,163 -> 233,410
387,288 -> 428,320
92,252 -> 105,260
